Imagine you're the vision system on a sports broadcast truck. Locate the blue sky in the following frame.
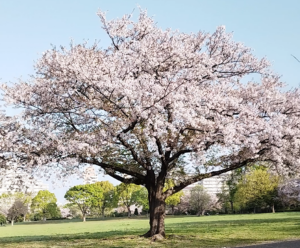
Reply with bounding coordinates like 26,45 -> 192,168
1,0 -> 300,201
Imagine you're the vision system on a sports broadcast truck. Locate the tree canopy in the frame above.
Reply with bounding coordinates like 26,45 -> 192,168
117,183 -> 145,217
7,199 -> 28,225
64,184 -> 103,221
2,9 -> 300,238
189,185 -> 212,216
31,190 -> 58,221
90,181 -> 117,217
234,167 -> 279,213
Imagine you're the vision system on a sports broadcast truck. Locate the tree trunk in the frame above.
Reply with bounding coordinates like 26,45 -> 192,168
102,207 -> 105,218
23,215 -> 26,222
196,210 -> 201,216
11,220 -> 14,226
171,206 -> 174,215
230,201 -> 234,213
83,214 -> 86,222
127,207 -> 131,217
202,209 -> 206,216
272,203 -> 275,213
143,184 -> 166,238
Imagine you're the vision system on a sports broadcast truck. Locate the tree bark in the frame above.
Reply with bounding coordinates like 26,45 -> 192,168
230,201 -> 234,213
272,203 -> 275,213
83,214 -> 86,222
143,183 -> 166,238
127,206 -> 131,217
11,220 -> 14,226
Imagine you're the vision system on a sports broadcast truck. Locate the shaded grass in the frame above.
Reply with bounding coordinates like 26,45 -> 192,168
0,212 -> 299,247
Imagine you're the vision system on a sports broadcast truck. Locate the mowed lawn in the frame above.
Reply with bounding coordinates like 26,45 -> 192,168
0,212 -> 300,248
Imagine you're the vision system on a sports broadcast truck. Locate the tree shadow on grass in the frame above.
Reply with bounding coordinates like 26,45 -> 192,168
16,216 -> 148,226
0,229 -> 148,245
164,217 -> 300,247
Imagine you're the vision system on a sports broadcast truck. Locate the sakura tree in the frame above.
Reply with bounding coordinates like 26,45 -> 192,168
3,9 -> 300,238
278,179 -> 300,206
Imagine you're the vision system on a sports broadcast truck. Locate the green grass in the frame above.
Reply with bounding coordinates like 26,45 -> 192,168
0,212 -> 299,247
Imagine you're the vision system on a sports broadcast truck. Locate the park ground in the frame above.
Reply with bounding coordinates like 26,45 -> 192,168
0,212 -> 299,248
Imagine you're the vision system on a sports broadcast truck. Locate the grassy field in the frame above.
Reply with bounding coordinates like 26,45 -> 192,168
0,212 -> 299,247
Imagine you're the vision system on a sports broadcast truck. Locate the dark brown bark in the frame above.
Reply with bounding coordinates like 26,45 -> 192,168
144,196 -> 166,238
230,201 -> 234,213
143,173 -> 166,238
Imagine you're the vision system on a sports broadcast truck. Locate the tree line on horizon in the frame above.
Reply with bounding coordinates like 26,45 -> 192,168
1,165 -> 299,225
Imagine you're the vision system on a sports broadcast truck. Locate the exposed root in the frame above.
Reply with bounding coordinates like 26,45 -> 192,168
151,234 -> 165,241
140,231 -> 166,241
140,230 -> 151,238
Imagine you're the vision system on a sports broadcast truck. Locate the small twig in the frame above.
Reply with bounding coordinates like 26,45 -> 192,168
291,54 -> 300,63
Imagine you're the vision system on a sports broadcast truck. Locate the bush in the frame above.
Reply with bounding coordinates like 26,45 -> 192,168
33,213 -> 42,221
16,215 -> 24,223
0,213 -> 6,224
113,211 -> 126,217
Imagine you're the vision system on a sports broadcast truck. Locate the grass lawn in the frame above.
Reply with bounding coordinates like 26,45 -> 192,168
0,212 -> 299,247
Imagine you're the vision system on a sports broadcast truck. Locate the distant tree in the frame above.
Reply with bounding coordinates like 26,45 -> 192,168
7,199 -> 28,225
117,183 -> 144,217
0,213 -> 6,225
64,184 -> 103,221
216,169 -> 245,213
0,193 -> 14,217
189,185 -> 212,216
176,194 -> 191,214
278,179 -> 300,208
91,181 -> 117,217
63,204 -> 82,219
135,186 -> 149,214
0,192 -> 31,221
164,180 -> 183,214
31,190 -> 58,221
216,185 -> 230,214
235,167 -> 279,213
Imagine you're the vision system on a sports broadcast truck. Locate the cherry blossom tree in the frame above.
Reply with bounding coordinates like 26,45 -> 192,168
3,9 -> 300,238
278,179 -> 300,206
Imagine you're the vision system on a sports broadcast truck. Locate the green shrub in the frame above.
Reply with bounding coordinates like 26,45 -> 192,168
0,213 -> 6,224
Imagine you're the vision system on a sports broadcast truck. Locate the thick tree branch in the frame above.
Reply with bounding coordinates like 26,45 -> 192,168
81,157 -> 146,181
164,158 -> 256,198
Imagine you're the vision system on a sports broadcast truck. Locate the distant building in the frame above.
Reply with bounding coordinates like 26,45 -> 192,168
0,169 -> 48,196
83,166 -> 98,184
183,173 -> 229,197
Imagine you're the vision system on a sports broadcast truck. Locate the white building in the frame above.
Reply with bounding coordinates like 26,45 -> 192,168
183,173 -> 228,197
